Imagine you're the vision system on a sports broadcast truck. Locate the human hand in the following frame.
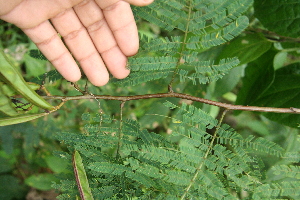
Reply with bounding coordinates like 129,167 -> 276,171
0,0 -> 153,86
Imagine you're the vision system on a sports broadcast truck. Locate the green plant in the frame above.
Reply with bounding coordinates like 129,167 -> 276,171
1,0 -> 300,199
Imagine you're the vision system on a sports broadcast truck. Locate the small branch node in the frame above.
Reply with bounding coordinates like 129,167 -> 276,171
120,101 -> 126,109
290,107 -> 300,113
40,85 -> 52,96
72,82 -> 86,95
168,85 -> 174,93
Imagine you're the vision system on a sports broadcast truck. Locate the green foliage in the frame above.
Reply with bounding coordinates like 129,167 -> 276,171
254,0 -> 300,38
28,49 -> 48,61
235,50 -> 276,114
0,175 -> 27,199
54,106 -> 299,199
217,33 -> 272,65
254,63 -> 300,128
1,0 -> 300,199
0,20 -> 29,48
116,0 -> 252,86
236,53 -> 300,128
25,173 -> 59,191
31,69 -> 63,85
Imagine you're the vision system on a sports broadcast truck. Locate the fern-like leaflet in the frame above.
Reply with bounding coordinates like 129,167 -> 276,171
115,0 -> 252,86
53,101 -> 295,199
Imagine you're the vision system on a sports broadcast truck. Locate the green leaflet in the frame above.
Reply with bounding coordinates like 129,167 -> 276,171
128,56 -> 178,71
188,16 -> 249,49
272,165 -> 300,179
28,49 -> 48,61
0,49 -> 54,110
114,70 -> 170,86
253,181 -> 300,199
73,151 -> 94,200
0,113 -> 49,126
30,69 -> 63,85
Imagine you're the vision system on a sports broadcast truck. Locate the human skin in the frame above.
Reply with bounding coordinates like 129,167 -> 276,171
0,0 -> 154,86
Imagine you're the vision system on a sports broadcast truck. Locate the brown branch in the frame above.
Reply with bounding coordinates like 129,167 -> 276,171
43,92 -> 300,114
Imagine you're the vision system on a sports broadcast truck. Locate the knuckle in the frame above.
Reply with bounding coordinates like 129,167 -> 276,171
102,1 -> 122,11
87,18 -> 106,33
75,0 -> 92,8
35,33 -> 58,46
49,51 -> 69,63
77,51 -> 98,63
63,27 -> 85,40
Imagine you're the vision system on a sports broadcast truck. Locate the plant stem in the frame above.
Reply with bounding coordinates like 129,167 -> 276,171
42,92 -> 300,114
247,28 -> 300,43
180,110 -> 229,199
169,0 -> 193,87
116,101 -> 126,158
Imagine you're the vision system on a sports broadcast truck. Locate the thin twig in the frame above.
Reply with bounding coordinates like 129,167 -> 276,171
169,0 -> 193,87
247,28 -> 300,43
117,101 -> 126,157
42,92 -> 300,114
180,110 -> 229,199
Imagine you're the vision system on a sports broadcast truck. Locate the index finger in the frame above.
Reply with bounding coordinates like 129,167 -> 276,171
23,20 -> 81,82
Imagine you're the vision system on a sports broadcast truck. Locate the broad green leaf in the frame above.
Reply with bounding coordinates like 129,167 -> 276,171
0,84 -> 18,116
0,113 -> 48,126
273,52 -> 288,70
25,173 -> 58,191
0,49 -> 54,110
1,81 -> 40,97
218,33 -> 272,65
73,151 -> 94,200
253,63 -> 300,128
24,53 -> 47,77
281,42 -> 300,56
235,50 -> 276,114
254,0 -> 300,38
45,155 -> 69,174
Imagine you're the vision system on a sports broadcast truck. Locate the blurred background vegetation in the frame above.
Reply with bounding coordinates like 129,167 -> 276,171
1,1 -> 300,199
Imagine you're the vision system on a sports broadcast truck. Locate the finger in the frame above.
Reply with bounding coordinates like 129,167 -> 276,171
122,0 -> 154,7
96,0 -> 139,57
23,20 -> 81,82
0,0 -> 23,16
51,8 -> 110,86
74,0 -> 130,79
